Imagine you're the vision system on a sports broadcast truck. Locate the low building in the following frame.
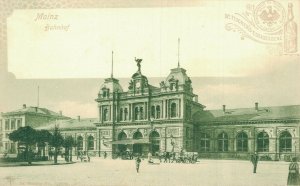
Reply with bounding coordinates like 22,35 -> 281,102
194,104 -> 300,160
0,104 -> 70,153
36,117 -> 98,156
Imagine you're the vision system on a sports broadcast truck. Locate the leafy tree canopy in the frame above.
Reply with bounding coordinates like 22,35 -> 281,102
49,126 -> 64,148
9,126 -> 37,145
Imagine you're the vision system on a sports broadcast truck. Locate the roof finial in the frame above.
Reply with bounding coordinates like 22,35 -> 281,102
37,85 -> 39,107
111,51 -> 114,78
177,38 -> 180,68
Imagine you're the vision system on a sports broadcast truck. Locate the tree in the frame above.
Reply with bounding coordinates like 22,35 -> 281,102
36,130 -> 52,158
63,136 -> 75,162
9,126 -> 37,164
49,125 -> 64,164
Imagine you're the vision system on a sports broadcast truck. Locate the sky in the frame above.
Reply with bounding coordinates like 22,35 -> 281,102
6,0 -> 299,79
2,0 -> 300,118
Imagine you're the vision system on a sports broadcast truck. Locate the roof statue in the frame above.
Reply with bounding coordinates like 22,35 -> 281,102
135,57 -> 142,73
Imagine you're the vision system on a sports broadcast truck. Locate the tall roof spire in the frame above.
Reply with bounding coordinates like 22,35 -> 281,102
177,38 -> 180,68
37,85 -> 39,107
111,51 -> 114,78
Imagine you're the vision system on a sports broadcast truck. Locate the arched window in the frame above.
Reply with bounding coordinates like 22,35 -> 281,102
134,107 -> 139,120
151,106 -> 155,118
77,136 -> 83,151
119,108 -> 123,121
140,107 -> 144,120
118,132 -> 127,140
200,133 -> 210,152
156,105 -> 161,119
133,131 -> 143,139
87,136 -> 94,150
257,132 -> 269,152
124,108 -> 128,121
171,103 -> 177,118
218,132 -> 228,152
279,131 -> 292,152
103,108 -> 108,121
236,132 -> 248,152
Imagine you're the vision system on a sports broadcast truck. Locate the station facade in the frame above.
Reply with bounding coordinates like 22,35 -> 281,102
1,58 -> 300,160
95,59 -> 204,157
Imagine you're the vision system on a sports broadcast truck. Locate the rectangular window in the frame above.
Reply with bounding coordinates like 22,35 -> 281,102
5,119 -> 9,130
11,119 -> 16,130
186,127 -> 189,139
17,119 -> 22,128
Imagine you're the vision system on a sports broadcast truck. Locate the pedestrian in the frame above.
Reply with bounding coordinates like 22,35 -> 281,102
104,151 -> 107,159
166,152 -> 171,163
251,152 -> 259,173
87,153 -> 90,162
164,151 -> 168,163
76,151 -> 79,160
171,152 -> 176,163
287,157 -> 300,186
129,151 -> 133,160
135,156 -> 141,173
49,150 -> 52,160
148,152 -> 153,163
158,151 -> 162,163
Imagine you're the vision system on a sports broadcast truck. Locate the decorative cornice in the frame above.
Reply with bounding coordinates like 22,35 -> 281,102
94,119 -> 184,127
197,119 -> 300,126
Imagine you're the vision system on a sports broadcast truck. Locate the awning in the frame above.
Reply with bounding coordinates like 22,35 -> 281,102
107,139 -> 150,145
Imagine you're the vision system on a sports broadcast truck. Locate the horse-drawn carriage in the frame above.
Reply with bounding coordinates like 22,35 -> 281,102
157,151 -> 199,164
174,152 -> 198,163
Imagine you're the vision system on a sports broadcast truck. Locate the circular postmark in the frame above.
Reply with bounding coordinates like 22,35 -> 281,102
254,0 -> 286,32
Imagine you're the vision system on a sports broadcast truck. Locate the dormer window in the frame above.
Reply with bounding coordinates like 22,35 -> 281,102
168,76 -> 178,91
102,88 -> 110,98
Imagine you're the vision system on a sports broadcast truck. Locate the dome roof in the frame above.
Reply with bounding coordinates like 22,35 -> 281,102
100,78 -> 123,93
164,67 -> 191,86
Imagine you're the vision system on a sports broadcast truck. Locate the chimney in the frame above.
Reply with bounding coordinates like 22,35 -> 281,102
255,102 -> 259,111
59,111 -> 62,116
23,104 -> 26,109
222,105 -> 226,113
77,116 -> 81,121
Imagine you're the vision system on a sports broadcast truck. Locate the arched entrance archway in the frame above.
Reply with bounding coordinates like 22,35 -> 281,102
118,132 -> 127,153
133,131 -> 143,155
149,131 -> 160,154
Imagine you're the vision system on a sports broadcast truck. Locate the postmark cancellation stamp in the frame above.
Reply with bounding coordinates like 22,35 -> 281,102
225,0 -> 298,55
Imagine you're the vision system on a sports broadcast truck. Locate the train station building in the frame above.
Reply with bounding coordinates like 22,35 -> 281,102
1,58 -> 300,160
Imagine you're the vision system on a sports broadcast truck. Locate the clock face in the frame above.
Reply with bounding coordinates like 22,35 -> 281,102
136,81 -> 141,88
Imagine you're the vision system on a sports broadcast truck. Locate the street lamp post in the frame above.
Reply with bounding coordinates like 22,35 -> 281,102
170,134 -> 175,152
294,141 -> 297,158
149,117 -> 154,153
